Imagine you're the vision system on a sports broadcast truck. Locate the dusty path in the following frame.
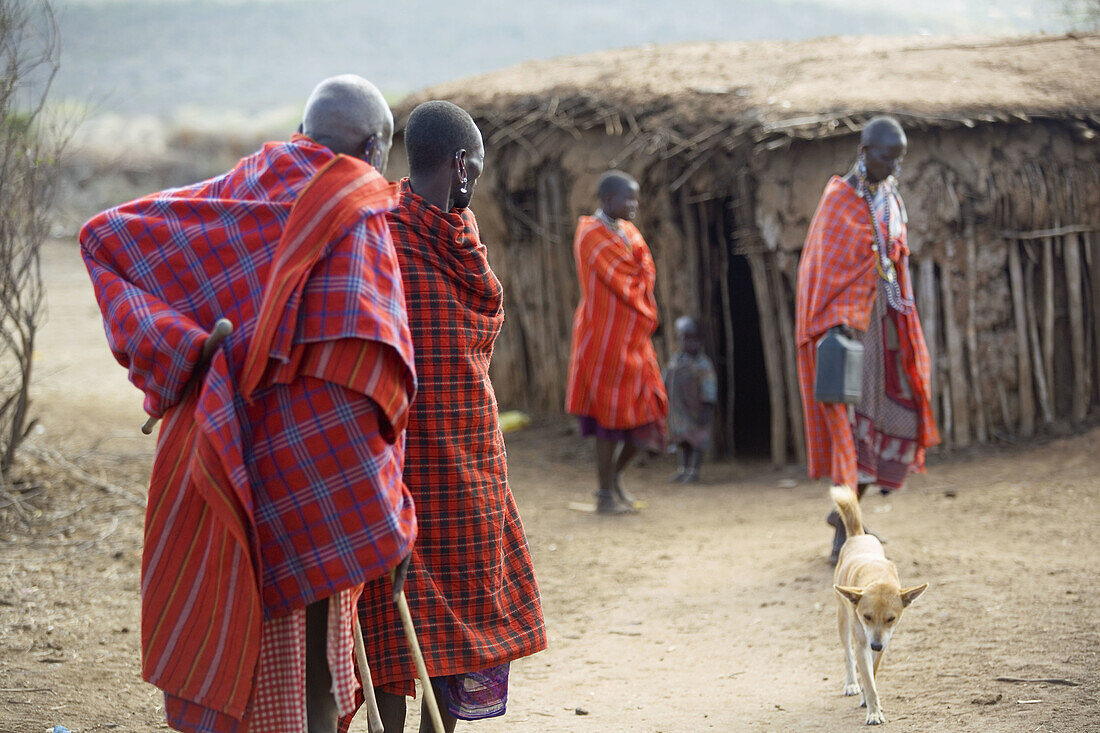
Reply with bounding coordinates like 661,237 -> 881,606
0,240 -> 1097,732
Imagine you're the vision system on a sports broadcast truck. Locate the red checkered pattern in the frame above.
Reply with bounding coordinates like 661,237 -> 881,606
795,176 -> 939,486
80,137 -> 417,728
565,216 -> 668,430
354,180 -> 547,696
167,587 -> 362,732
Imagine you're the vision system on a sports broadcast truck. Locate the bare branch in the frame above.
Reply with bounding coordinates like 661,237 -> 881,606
0,0 -> 67,478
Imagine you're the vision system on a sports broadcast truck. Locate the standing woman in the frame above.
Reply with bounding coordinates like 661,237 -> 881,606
566,170 -> 668,514
796,116 -> 941,564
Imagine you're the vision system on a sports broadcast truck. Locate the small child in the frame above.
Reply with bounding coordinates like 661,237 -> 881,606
664,316 -> 717,483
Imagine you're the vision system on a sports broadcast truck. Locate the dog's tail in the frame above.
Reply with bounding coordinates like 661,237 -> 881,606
830,484 -> 864,537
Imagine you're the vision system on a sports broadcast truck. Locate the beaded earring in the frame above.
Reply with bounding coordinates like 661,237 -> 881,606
456,151 -> 469,195
856,150 -> 868,181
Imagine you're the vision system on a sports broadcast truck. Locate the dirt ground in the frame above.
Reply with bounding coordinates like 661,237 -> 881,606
1,239 -> 1098,733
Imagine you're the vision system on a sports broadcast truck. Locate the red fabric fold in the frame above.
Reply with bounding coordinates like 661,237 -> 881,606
240,155 -> 401,403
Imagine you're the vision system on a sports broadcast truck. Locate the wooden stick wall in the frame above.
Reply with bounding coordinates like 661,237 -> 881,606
676,218 -> 1099,465
473,118 -> 1099,466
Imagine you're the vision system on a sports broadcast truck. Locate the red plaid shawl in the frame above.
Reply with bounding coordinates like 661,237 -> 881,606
79,138 -> 417,722
565,215 -> 668,429
795,176 -> 939,486
357,180 -> 546,692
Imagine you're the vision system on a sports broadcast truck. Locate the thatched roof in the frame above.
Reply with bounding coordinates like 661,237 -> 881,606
388,33 -> 1100,460
399,33 -> 1100,144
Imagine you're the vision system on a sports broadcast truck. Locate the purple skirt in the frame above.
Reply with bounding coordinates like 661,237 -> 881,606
435,663 -> 509,721
577,416 -> 665,453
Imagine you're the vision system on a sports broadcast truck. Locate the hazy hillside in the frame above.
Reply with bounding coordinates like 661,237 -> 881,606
51,0 -> 1063,118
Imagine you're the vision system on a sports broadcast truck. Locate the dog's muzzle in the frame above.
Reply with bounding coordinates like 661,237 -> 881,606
870,642 -> 884,652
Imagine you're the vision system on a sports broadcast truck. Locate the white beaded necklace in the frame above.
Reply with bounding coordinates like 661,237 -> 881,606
856,159 -> 914,313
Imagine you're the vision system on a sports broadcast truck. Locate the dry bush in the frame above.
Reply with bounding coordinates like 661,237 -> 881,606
0,0 -> 66,482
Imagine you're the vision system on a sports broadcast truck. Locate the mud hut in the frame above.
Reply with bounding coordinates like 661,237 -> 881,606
391,34 -> 1100,463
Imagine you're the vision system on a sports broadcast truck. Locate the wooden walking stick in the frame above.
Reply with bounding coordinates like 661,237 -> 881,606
390,556 -> 446,733
141,318 -> 234,434
351,611 -> 385,733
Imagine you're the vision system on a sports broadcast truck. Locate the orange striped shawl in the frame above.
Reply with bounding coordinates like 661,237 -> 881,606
565,216 -> 667,430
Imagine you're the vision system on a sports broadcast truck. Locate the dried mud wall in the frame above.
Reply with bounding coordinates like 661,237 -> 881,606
398,114 -> 1100,462
753,121 -> 1100,456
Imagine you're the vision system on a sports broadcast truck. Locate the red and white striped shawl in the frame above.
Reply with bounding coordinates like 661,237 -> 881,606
565,215 -> 668,430
795,176 -> 939,486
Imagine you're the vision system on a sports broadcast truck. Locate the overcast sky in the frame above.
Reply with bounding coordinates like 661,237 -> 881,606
47,0 -> 1075,118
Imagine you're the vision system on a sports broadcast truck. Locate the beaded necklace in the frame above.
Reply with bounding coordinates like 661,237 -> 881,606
856,159 -> 914,313
595,208 -> 621,231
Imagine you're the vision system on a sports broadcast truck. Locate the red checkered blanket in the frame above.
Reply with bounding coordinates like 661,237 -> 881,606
80,137 -> 417,723
795,175 -> 939,487
565,215 -> 668,430
356,180 -> 546,694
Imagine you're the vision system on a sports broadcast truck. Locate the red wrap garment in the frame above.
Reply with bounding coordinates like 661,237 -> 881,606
565,215 -> 668,431
356,180 -> 546,693
795,175 -> 939,488
79,137 -> 417,729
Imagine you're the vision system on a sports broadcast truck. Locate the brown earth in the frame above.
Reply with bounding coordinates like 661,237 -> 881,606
1,239 -> 1098,733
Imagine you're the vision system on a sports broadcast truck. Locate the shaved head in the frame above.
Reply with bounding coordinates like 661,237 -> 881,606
857,115 -> 908,184
405,100 -> 482,176
861,115 -> 906,148
597,170 -> 637,201
404,100 -> 485,210
596,169 -> 640,221
301,74 -> 393,169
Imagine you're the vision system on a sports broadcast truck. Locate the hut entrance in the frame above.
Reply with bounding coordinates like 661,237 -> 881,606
685,194 -> 775,460
726,254 -> 771,458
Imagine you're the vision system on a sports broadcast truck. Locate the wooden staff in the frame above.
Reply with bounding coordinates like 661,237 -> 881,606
141,318 -> 234,435
389,558 -> 446,733
351,612 -> 385,733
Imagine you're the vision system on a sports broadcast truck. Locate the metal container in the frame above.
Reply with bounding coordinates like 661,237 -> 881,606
814,328 -> 863,404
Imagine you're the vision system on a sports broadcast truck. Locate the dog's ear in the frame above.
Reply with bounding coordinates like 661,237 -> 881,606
834,584 -> 863,605
900,583 -> 928,607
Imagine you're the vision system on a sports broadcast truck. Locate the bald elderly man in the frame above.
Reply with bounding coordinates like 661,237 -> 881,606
796,115 -> 940,564
81,75 -> 416,732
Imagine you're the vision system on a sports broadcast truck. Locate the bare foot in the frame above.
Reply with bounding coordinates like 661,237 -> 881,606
614,478 -> 639,507
596,491 -> 636,515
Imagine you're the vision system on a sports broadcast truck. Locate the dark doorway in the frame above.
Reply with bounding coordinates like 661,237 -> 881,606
727,255 -> 771,457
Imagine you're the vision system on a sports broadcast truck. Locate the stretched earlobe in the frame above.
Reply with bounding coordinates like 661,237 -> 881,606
361,136 -> 385,170
455,150 -> 468,195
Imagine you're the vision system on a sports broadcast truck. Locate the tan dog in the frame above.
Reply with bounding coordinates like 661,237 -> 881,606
831,484 -> 927,725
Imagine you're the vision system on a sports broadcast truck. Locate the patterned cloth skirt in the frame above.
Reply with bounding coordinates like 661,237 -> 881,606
853,289 -> 921,491
577,415 -> 665,453
434,662 -> 511,720
166,587 -> 362,732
